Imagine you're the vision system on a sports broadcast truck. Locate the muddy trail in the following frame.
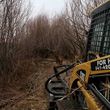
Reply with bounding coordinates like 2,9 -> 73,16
0,59 -> 57,110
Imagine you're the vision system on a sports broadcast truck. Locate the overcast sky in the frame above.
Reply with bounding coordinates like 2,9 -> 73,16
30,0 -> 66,17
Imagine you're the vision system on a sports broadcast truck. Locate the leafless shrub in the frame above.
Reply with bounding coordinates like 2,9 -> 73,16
0,0 -> 30,83
0,0 -> 106,79
24,0 -> 107,62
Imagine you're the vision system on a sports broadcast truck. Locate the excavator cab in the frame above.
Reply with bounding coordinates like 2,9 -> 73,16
87,1 -> 110,60
45,1 -> 110,110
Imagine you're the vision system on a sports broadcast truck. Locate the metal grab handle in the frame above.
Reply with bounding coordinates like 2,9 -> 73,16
45,63 -> 75,95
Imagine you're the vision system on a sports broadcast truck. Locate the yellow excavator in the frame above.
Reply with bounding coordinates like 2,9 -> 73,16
45,1 -> 110,110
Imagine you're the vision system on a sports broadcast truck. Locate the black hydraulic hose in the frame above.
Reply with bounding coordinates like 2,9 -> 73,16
88,84 -> 110,110
45,63 -> 75,95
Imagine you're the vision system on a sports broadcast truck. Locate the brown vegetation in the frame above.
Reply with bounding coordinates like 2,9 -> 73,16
0,0 -> 108,109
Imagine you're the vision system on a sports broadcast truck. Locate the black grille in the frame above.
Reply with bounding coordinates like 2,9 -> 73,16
88,2 -> 110,55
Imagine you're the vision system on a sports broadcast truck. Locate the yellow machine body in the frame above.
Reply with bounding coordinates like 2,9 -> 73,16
69,55 -> 110,88
67,55 -> 110,110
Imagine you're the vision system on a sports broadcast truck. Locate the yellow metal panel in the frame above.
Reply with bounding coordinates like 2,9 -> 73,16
77,81 -> 102,110
69,55 -> 110,88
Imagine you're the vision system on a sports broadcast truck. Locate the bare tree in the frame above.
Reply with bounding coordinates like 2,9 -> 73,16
0,0 -> 30,76
23,0 -> 108,63
63,0 -> 108,59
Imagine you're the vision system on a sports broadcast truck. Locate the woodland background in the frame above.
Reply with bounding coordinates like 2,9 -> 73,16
0,0 -> 108,109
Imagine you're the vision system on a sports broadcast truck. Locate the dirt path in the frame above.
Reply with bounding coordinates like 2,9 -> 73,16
0,59 -> 56,110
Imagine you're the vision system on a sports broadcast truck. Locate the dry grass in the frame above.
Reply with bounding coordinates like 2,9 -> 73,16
0,58 -> 56,110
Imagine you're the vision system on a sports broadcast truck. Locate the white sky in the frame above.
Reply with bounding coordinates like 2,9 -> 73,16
30,0 -> 66,17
